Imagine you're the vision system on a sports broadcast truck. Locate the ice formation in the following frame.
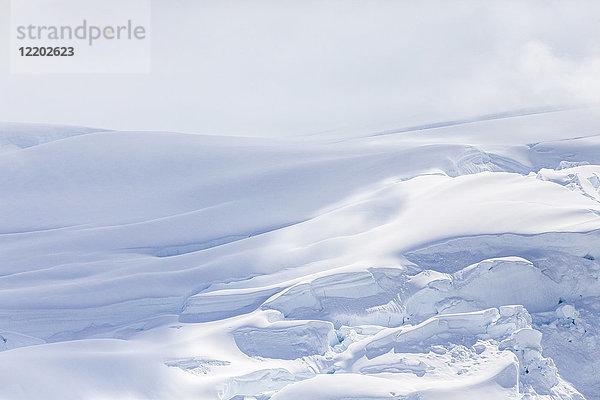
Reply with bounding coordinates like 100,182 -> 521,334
0,107 -> 599,399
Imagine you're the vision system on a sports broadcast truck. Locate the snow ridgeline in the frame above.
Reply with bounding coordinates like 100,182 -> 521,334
0,108 -> 599,399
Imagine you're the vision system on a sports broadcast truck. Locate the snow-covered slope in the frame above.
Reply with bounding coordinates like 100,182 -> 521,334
0,108 -> 599,399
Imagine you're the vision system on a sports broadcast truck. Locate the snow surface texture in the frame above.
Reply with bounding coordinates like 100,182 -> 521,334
0,108 -> 600,399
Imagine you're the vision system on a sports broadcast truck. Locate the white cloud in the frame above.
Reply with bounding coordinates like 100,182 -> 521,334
0,0 -> 599,136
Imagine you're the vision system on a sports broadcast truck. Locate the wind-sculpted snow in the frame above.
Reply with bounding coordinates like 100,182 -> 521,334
233,320 -> 337,360
181,287 -> 282,322
0,108 -> 599,399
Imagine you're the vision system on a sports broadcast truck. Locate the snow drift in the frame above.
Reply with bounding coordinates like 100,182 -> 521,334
0,107 -> 599,399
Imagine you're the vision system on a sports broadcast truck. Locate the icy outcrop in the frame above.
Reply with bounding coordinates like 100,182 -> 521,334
404,231 -> 600,274
245,306 -> 582,400
408,256 -> 600,317
180,287 -> 281,323
536,165 -> 600,203
164,357 -> 230,375
233,320 -> 337,360
364,308 -> 504,358
225,296 -> 585,399
446,146 -> 529,177
261,255 -> 600,329
262,268 -> 409,327
225,252 -> 597,399
535,300 -> 600,398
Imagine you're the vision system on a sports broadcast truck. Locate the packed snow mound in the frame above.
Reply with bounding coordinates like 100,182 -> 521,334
0,108 -> 599,399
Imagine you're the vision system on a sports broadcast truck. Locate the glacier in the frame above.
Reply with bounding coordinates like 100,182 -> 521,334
0,107 -> 599,399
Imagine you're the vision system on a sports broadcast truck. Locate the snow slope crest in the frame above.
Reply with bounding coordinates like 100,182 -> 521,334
0,112 -> 599,399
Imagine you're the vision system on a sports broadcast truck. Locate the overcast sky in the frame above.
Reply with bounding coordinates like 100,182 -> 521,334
1,0 -> 599,137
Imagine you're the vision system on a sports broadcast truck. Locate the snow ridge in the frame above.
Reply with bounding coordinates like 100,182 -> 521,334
0,108 -> 599,399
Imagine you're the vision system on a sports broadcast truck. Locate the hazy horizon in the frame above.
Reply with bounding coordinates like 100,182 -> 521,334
1,0 -> 600,136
